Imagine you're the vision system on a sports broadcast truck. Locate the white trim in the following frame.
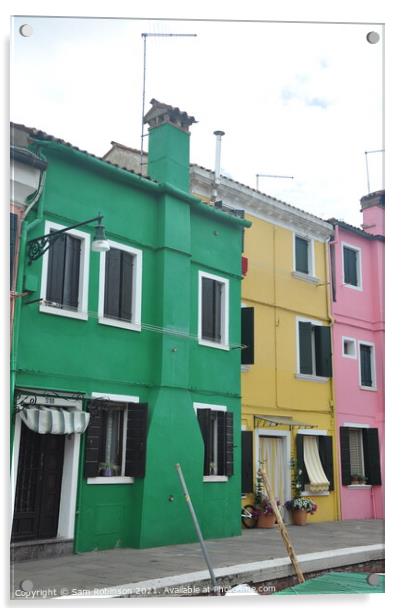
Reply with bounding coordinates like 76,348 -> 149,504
291,271 -> 320,285
203,476 -> 228,483
198,270 -> 229,350
98,240 -> 142,331
301,490 -> 329,497
293,233 -> 316,278
347,484 -> 372,490
344,422 -> 370,428
342,336 -> 357,359
297,429 -> 328,436
39,220 -> 90,320
88,392 -> 140,483
295,315 -> 325,378
295,374 -> 329,383
342,241 -> 363,291
358,340 -> 377,390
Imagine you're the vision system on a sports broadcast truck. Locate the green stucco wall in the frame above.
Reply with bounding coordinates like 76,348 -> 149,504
14,124 -> 245,552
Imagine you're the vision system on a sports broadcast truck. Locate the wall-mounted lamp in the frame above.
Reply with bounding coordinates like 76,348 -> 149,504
27,214 -> 110,264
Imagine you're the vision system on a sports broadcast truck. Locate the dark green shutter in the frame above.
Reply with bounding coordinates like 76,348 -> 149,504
360,345 -> 373,387
217,412 -> 226,475
10,213 -> 18,286
362,428 -> 382,485
125,403 -> 148,478
201,278 -> 214,341
241,431 -> 253,493
296,434 -> 307,489
343,246 -> 358,286
339,427 -> 351,485
84,402 -> 103,478
295,236 -> 309,274
318,436 -> 334,490
241,307 -> 254,364
224,412 -> 234,477
46,234 -> 66,304
104,248 -> 121,319
299,321 -> 313,375
197,408 -> 211,475
315,325 -> 332,377
120,251 -> 133,321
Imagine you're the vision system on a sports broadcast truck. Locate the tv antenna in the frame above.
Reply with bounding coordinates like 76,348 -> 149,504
256,174 -> 294,191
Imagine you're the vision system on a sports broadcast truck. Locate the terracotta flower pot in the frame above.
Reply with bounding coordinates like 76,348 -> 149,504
257,512 -> 276,528
292,509 -> 308,526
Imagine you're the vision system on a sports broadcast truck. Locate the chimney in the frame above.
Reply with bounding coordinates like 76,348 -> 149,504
360,189 -> 385,236
143,99 -> 196,192
212,130 -> 225,202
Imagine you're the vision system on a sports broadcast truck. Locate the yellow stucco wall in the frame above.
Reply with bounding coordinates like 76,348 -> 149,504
241,213 -> 339,523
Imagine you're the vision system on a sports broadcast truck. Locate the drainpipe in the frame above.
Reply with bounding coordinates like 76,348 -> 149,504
324,235 -> 342,522
10,149 -> 47,450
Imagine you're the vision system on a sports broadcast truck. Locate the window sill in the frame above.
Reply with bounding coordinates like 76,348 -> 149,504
40,304 -> 88,321
295,373 -> 329,383
98,316 -> 141,331
241,365 -> 251,372
87,477 -> 134,485
359,385 -> 377,392
343,283 -> 363,292
198,339 -> 230,351
203,476 -> 228,483
347,484 -> 372,489
292,271 -> 320,285
301,490 -> 330,497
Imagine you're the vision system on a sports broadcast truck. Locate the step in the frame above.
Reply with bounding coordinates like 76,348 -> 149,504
10,538 -> 73,562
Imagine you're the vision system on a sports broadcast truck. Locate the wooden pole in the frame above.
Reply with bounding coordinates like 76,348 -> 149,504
259,468 -> 305,584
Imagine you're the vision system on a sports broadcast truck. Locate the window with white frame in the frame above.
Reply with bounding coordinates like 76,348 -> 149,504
198,272 -> 229,348
196,405 -> 233,479
340,426 -> 382,486
294,235 -> 314,276
343,243 -> 362,289
98,241 -> 142,330
348,429 -> 365,479
39,221 -> 90,320
85,398 -> 148,481
297,318 -> 332,378
359,342 -> 376,389
342,337 -> 357,358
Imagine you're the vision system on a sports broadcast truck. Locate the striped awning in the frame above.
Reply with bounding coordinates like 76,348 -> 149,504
18,405 -> 90,435
303,435 -> 330,492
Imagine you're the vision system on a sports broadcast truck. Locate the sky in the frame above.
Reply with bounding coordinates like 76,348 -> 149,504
10,15 -> 384,226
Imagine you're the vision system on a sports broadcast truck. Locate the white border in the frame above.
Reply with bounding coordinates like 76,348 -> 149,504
358,340 -> 377,390
255,429 -> 291,519
39,220 -> 90,320
342,336 -> 357,359
98,239 -> 142,331
341,241 -> 363,291
198,270 -> 229,350
297,429 -> 330,496
293,232 -> 317,279
295,315 -> 329,381
87,392 -> 140,484
193,402 -> 228,482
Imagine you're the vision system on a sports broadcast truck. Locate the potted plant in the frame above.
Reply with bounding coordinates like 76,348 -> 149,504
254,468 -> 280,528
285,496 -> 317,525
350,474 -> 367,485
256,496 -> 281,528
99,462 -> 120,477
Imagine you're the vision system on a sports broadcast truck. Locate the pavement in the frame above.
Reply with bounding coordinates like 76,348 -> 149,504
10,519 -> 384,600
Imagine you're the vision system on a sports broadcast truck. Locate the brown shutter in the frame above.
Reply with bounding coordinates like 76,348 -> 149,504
125,403 -> 148,478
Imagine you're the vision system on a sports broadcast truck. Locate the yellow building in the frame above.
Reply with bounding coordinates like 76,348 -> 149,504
191,168 -> 339,523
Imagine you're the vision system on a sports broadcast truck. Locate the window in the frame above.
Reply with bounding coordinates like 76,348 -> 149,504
39,221 -> 90,320
241,306 -> 254,365
340,426 -> 382,486
295,235 -> 312,275
342,337 -> 357,358
196,406 -> 233,479
198,272 -> 229,349
84,399 -> 148,482
359,342 -> 376,389
98,240 -> 142,331
296,433 -> 334,492
343,244 -> 362,289
297,319 -> 332,378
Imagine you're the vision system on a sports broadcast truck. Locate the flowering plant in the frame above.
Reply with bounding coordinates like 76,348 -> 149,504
285,497 -> 317,513
256,497 -> 280,516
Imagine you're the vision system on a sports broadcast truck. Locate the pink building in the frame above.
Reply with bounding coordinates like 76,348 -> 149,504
330,190 -> 384,520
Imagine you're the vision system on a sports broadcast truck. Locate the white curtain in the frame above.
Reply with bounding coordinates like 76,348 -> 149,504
259,436 -> 285,506
303,435 -> 330,492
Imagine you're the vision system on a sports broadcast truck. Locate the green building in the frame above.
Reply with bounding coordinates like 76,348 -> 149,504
10,101 -> 250,558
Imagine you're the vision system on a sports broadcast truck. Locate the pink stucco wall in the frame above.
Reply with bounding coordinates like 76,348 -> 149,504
331,195 -> 384,520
